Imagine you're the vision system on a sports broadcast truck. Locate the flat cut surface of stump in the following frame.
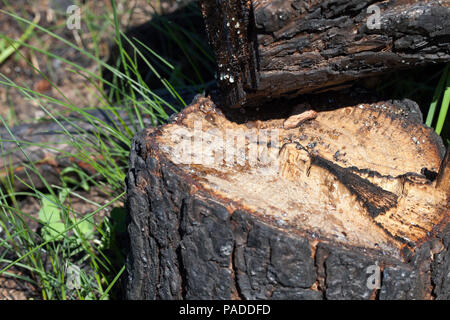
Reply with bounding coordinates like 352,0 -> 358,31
125,94 -> 449,300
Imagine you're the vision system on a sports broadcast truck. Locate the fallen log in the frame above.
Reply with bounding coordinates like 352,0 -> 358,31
124,93 -> 449,300
198,0 -> 450,107
0,109 -> 153,191
0,84 -> 203,192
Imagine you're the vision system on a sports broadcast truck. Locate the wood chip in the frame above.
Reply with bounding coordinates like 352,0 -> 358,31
283,110 -> 318,129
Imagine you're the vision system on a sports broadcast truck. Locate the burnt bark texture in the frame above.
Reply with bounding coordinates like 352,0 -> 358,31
199,0 -> 450,107
124,94 -> 449,300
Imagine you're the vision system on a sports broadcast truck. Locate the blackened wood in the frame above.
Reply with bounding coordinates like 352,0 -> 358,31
0,109 -> 164,191
124,94 -> 449,300
199,0 -> 260,107
199,0 -> 450,107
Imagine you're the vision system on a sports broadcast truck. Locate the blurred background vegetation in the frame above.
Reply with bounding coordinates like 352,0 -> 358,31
0,0 -> 448,300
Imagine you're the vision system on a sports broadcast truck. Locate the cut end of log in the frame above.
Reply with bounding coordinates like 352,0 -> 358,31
148,95 -> 448,258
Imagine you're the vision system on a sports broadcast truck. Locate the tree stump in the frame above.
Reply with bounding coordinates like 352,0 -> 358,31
198,0 -> 450,107
124,93 -> 449,300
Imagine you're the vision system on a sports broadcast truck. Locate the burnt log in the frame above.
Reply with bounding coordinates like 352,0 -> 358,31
198,0 -> 450,107
124,94 -> 449,300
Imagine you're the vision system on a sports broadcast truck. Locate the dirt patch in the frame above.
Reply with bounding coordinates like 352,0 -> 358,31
0,267 -> 40,300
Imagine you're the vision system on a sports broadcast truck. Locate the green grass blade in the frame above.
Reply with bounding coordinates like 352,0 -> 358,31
426,65 -> 449,127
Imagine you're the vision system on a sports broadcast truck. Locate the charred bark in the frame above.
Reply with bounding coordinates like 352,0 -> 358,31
124,94 -> 449,300
0,84 -> 198,191
199,0 -> 450,107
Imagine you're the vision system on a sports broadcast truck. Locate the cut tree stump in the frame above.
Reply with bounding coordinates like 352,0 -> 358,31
124,93 -> 449,300
198,0 -> 450,107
